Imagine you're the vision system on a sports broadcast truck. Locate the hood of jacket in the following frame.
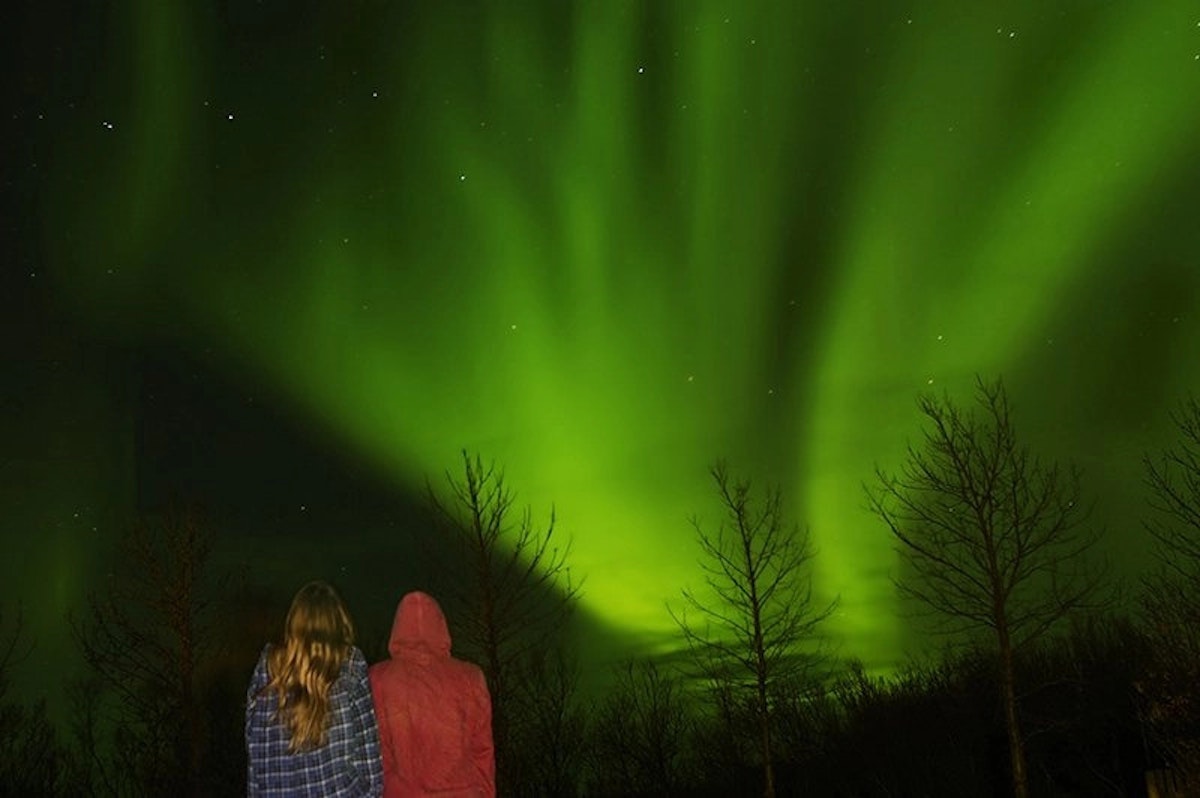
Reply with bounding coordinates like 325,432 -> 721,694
388,590 -> 452,660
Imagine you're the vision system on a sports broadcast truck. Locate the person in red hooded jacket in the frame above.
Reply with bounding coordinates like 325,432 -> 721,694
368,591 -> 495,797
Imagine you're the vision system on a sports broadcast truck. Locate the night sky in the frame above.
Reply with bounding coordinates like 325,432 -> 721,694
4,1 -> 1200,717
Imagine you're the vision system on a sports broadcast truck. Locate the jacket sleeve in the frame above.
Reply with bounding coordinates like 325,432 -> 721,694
347,651 -> 385,797
472,669 -> 496,798
245,646 -> 270,797
368,666 -> 399,790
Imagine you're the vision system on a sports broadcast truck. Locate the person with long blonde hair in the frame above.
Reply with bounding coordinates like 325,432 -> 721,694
246,580 -> 383,796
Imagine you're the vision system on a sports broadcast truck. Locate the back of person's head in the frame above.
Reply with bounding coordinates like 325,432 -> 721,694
267,580 -> 356,751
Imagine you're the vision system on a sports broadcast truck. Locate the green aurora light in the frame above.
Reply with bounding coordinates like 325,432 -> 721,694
35,0 -> 1200,670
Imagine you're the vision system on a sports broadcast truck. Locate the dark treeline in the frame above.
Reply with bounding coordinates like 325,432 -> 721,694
2,381 -> 1199,797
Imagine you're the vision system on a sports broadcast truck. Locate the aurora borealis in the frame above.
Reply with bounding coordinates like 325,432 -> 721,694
4,1 -> 1200,709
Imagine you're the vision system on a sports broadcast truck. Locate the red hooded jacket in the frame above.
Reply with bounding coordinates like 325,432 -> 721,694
368,592 -> 495,797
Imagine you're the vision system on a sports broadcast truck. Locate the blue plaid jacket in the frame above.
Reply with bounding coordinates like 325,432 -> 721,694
245,645 -> 384,797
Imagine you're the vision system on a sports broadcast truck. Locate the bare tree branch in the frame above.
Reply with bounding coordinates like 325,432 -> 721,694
867,376 -> 1106,798
1139,394 -> 1200,784
424,449 -> 581,794
69,502 -> 225,797
671,462 -> 836,798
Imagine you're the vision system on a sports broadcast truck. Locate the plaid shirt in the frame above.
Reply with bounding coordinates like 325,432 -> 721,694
246,645 -> 384,797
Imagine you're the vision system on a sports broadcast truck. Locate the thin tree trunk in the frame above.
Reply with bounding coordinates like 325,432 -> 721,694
759,704 -> 775,798
998,633 -> 1029,798
756,641 -> 775,798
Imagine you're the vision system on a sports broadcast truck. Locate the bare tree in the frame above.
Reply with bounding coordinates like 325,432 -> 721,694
587,658 -> 694,797
0,606 -> 31,701
70,502 -> 225,797
0,605 -> 68,796
1145,394 -> 1200,579
506,647 -> 587,797
868,377 -> 1104,798
1140,395 -> 1200,784
0,699 -> 64,797
671,462 -> 836,798
425,450 -> 580,793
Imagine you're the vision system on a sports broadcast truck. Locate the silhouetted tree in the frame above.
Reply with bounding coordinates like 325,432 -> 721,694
765,666 -> 839,790
506,647 -> 586,797
868,377 -> 1105,798
817,655 -> 999,796
65,674 -> 116,797
70,503 -> 227,797
671,462 -> 836,798
1140,394 -> 1200,786
0,698 -> 65,796
1144,394 -> 1200,579
0,605 -> 68,796
587,658 -> 694,796
425,450 -> 580,794
1016,615 -> 1150,797
0,605 -> 30,692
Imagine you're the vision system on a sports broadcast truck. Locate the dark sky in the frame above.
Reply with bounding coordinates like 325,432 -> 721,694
4,0 -> 1200,717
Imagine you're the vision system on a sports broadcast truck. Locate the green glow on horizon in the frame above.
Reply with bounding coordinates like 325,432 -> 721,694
43,1 -> 1200,668
806,2 -> 1200,656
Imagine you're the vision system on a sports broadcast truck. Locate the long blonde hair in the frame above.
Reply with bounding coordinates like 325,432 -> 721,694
267,581 -> 356,751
